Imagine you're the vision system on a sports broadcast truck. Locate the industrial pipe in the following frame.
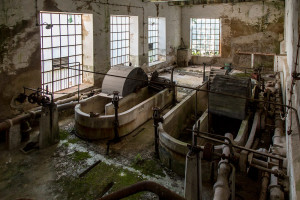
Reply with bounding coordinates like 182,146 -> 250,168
0,89 -> 99,133
269,77 -> 285,200
99,181 -> 186,200
239,111 -> 261,171
213,133 -> 233,200
259,172 -> 270,200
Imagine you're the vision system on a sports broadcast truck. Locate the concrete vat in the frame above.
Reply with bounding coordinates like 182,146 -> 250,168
75,87 -> 174,140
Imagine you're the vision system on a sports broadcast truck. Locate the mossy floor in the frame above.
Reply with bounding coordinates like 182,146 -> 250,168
0,118 -> 183,200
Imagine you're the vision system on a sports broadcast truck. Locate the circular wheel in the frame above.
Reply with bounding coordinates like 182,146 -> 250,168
28,93 -> 37,104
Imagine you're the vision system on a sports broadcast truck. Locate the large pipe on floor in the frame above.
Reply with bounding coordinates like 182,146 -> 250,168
213,133 -> 233,200
99,181 -> 186,200
269,76 -> 285,200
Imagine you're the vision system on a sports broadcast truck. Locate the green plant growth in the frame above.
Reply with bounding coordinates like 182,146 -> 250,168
132,154 -> 165,177
56,162 -> 145,200
233,73 -> 252,78
68,137 -> 80,144
59,130 -> 69,140
71,151 -> 91,162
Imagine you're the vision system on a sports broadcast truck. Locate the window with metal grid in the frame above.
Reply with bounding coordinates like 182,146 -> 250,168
148,17 -> 159,64
190,18 -> 220,56
40,12 -> 83,93
110,15 -> 130,67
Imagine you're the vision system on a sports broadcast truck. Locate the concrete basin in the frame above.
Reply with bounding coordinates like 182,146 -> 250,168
158,83 -> 250,176
75,87 -> 174,140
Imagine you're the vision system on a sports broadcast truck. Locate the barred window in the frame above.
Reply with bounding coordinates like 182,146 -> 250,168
148,17 -> 159,64
110,15 -> 130,67
190,18 -> 220,56
40,12 -> 83,93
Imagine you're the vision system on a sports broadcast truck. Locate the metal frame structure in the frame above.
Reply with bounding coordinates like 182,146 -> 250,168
148,17 -> 159,63
40,12 -> 83,93
110,15 -> 130,67
190,18 -> 220,56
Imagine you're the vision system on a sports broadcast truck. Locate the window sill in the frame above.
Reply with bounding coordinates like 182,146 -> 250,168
191,55 -> 221,57
53,83 -> 94,100
149,60 -> 166,67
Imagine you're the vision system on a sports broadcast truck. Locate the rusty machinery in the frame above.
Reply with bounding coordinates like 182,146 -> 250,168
186,129 -> 288,198
16,87 -> 52,107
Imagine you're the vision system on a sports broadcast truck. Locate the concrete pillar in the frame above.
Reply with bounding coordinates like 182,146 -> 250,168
184,150 -> 202,200
251,54 -> 255,68
6,123 -> 21,150
39,103 -> 59,148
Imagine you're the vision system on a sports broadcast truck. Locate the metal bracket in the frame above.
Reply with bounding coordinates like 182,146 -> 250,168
292,72 -> 300,80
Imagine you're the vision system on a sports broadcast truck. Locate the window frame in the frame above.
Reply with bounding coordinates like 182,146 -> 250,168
40,11 -> 83,93
110,15 -> 130,67
190,18 -> 221,57
148,17 -> 159,64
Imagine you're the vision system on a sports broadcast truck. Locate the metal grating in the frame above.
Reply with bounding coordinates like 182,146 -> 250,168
110,15 -> 130,67
40,12 -> 83,93
190,18 -> 220,56
148,17 -> 159,64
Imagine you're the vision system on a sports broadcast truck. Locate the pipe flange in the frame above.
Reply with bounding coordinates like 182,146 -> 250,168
268,184 -> 282,190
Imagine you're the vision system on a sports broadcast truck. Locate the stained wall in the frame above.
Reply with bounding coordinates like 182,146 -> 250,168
0,0 -> 181,120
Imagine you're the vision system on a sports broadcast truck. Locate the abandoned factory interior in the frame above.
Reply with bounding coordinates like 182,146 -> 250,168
1,0 -> 300,199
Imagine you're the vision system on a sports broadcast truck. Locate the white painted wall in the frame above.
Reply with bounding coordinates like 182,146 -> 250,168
283,0 -> 300,199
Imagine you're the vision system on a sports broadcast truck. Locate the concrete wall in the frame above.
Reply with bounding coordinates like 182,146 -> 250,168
181,1 -> 284,68
282,0 -> 300,199
0,0 -> 181,121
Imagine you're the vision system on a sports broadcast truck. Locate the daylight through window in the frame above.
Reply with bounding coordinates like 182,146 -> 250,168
110,15 -> 130,67
190,18 -> 220,56
148,17 -> 159,64
40,12 -> 83,93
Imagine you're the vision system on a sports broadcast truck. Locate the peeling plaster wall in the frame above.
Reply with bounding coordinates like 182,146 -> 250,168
181,1 -> 284,68
283,0 -> 300,199
0,0 -> 181,121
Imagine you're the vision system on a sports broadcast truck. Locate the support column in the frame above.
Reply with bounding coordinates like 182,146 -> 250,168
39,103 -> 59,148
6,123 -> 21,150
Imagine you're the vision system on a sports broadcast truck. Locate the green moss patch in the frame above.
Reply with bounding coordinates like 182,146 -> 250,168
232,73 -> 252,78
59,130 -> 69,140
68,137 -> 80,144
132,156 -> 165,178
56,162 -> 145,200
71,151 -> 91,162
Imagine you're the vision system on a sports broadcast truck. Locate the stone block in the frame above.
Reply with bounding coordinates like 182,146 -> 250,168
6,124 -> 21,150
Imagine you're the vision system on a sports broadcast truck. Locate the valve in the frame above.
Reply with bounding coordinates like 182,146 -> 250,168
15,93 -> 27,103
28,93 -> 38,104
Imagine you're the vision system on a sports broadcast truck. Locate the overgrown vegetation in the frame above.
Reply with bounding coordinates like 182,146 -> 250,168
56,162 -> 145,200
131,154 -> 165,177
71,151 -> 91,162
232,73 -> 252,78
59,130 -> 69,140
